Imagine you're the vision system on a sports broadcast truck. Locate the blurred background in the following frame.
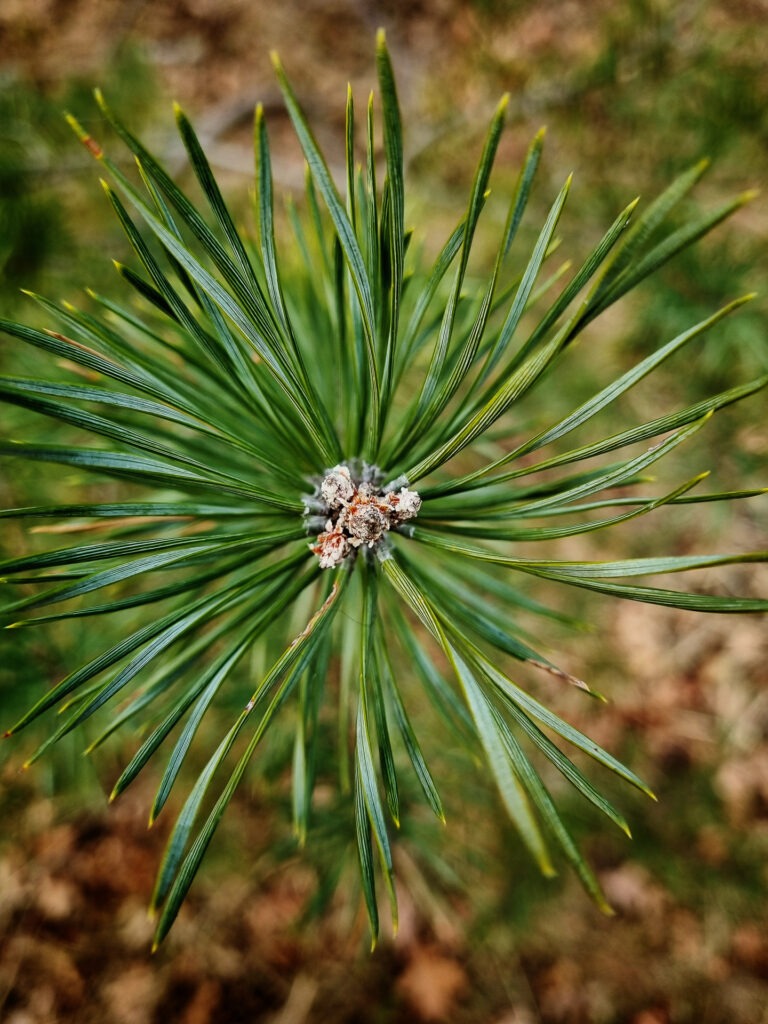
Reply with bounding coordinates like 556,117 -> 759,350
1,1 -> 767,1021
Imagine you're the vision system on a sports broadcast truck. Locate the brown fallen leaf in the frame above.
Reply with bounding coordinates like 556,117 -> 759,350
396,944 -> 467,1022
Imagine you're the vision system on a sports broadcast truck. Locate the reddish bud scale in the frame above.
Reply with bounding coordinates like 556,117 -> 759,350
310,465 -> 421,568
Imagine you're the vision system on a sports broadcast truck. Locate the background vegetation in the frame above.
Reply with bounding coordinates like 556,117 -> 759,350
1,2 -> 766,1021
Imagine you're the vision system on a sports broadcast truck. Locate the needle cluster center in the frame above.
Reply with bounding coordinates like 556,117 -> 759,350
310,464 -> 422,568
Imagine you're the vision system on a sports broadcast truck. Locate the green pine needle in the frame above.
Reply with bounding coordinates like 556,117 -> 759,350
1,36 -> 765,950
